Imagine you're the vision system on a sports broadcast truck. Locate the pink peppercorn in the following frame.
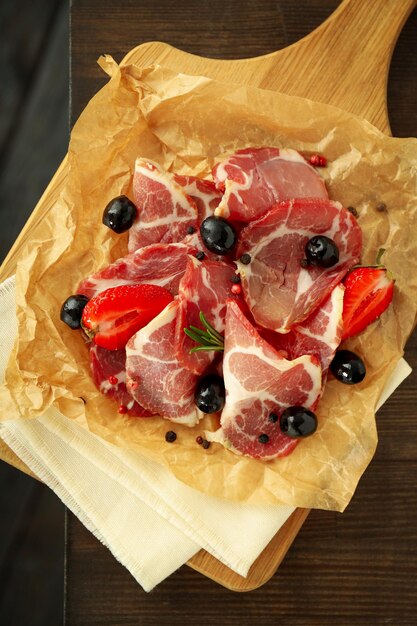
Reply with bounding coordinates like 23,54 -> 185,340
108,375 -> 118,385
309,154 -> 327,167
231,284 -> 242,295
118,405 -> 128,414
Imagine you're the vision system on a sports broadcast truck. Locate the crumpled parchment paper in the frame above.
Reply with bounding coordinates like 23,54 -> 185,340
1,56 -> 416,511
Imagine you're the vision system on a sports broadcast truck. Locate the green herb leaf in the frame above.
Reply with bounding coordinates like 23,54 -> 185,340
199,312 -> 224,342
189,345 -> 225,354
184,311 -> 225,354
184,328 -> 208,344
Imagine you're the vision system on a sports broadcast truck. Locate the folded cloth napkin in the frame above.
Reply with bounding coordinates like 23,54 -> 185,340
0,277 -> 412,591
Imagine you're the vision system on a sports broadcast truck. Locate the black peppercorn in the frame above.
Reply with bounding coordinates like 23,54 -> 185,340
239,253 -> 252,265
187,225 -> 196,235
195,251 -> 206,261
165,430 -> 177,443
230,274 -> 241,284
347,206 -> 358,217
258,433 -> 269,444
202,439 -> 211,449
268,413 -> 278,423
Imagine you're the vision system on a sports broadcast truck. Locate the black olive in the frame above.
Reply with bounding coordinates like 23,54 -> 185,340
102,195 -> 137,233
60,295 -> 89,329
280,406 -> 318,438
330,350 -> 366,385
200,216 -> 237,255
305,235 -> 339,268
195,374 -> 225,414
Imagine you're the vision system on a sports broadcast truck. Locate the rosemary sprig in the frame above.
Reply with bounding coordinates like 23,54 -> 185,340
184,311 -> 224,354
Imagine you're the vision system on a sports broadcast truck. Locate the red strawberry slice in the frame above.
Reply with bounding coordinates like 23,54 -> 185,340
81,284 -> 173,350
342,266 -> 394,340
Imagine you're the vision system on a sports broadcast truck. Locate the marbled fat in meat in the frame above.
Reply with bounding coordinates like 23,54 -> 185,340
237,198 -> 361,332
125,300 -> 199,426
77,242 -> 196,299
207,300 -> 322,460
177,176 -> 225,261
175,256 -> 238,375
90,344 -> 154,417
129,158 -> 198,252
213,147 -> 328,222
173,175 -> 222,222
260,284 -> 345,382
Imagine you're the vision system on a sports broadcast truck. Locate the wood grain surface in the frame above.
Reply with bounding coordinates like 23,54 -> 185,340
0,0 -> 414,623
116,0 -> 415,134
63,1 -> 417,623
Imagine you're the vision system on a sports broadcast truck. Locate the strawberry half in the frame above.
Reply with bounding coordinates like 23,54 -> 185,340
81,284 -> 173,350
342,266 -> 394,340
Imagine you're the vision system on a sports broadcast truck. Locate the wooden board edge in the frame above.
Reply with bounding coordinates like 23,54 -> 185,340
187,508 -> 310,591
117,0 -> 350,69
0,439 -> 37,479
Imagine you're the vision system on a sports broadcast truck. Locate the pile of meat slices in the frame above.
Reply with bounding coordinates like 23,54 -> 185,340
77,147 -> 363,461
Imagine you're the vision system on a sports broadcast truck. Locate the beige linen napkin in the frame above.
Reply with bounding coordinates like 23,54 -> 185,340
0,276 -> 412,590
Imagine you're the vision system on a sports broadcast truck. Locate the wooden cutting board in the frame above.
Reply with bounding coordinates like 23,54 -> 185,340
0,0 -> 415,592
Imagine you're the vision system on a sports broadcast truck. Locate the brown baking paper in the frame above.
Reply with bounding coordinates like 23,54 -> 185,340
1,56 -> 416,511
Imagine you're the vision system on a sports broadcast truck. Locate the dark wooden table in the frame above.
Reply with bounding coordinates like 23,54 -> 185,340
66,2 -> 417,624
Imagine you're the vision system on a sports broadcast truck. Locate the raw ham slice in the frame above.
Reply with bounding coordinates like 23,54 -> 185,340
90,344 -> 154,417
173,175 -> 222,221
181,230 -> 228,262
260,284 -> 345,380
293,283 -> 344,376
129,159 -> 198,252
237,198 -> 361,332
77,242 -> 196,300
175,176 -> 225,260
175,256 -> 238,375
125,300 -> 199,426
207,300 -> 322,460
213,147 -> 328,222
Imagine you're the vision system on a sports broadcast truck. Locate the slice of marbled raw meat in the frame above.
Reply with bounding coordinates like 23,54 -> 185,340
206,300 -> 322,460
175,256 -> 238,375
177,176 -> 226,261
77,242 -> 196,300
173,175 -> 222,221
129,158 -> 198,252
90,344 -> 154,417
213,147 -> 328,222
125,300 -> 199,426
236,198 -> 361,332
260,284 -> 345,381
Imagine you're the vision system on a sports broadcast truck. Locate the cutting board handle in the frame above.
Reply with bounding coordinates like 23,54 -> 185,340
269,0 -> 416,132
121,0 -> 415,133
